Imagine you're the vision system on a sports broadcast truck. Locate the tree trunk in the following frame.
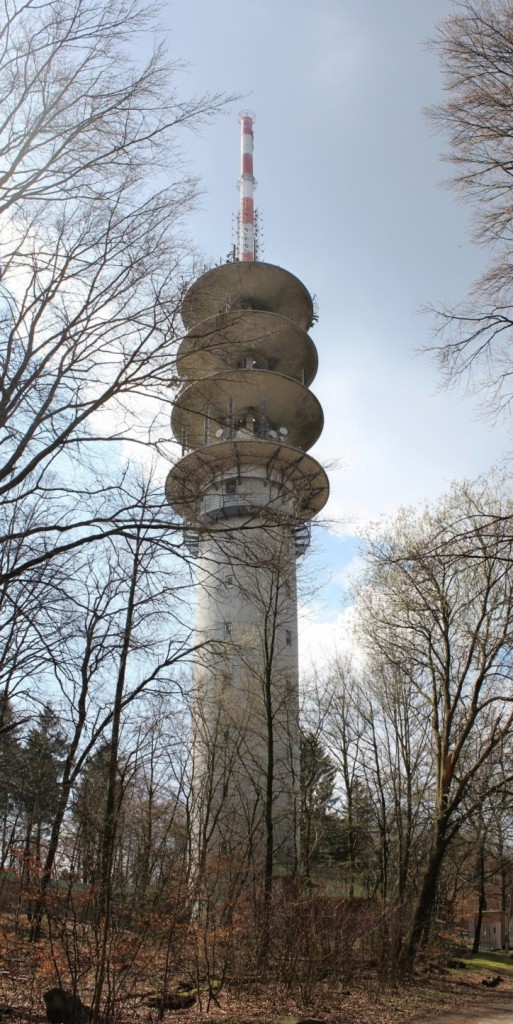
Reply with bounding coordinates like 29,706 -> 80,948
258,662 -> 274,969
400,821 -> 447,967
28,648 -> 94,942
91,538 -> 140,1024
472,845 -> 487,953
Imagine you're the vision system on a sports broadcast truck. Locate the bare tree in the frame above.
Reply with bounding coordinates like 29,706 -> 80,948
0,0 -> 230,584
21,470 -> 204,944
298,729 -> 339,881
427,0 -> 513,417
318,660 -> 369,897
0,3 -> 231,968
359,659 -> 433,913
355,474 -> 513,966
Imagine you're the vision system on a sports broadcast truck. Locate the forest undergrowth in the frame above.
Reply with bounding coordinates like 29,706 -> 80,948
0,908 -> 511,1024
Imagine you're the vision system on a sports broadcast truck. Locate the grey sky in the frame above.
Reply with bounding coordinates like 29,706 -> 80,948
163,0 -> 511,657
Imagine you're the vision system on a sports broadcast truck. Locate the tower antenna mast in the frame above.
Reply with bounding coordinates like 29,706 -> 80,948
237,111 -> 256,261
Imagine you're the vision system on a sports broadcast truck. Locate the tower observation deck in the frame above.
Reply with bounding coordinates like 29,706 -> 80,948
166,116 -> 329,882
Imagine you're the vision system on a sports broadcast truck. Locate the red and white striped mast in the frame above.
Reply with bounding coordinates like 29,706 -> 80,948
237,111 -> 256,262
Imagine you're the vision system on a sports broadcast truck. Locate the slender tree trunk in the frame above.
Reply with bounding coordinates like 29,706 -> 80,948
22,821 -> 33,920
258,662 -> 274,969
473,845 -> 487,953
28,639 -> 94,942
400,821 -> 448,967
1,812 -> 19,871
91,538 -> 140,1024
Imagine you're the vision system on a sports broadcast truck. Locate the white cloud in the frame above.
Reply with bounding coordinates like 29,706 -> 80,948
310,333 -> 509,532
298,547 -> 365,675
299,603 -> 358,678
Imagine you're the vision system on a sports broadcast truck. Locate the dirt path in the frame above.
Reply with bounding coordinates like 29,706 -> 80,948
408,997 -> 513,1023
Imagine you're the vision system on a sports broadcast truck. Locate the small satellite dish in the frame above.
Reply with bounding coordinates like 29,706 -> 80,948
269,430 -> 278,439
279,426 -> 288,436
215,428 -> 224,438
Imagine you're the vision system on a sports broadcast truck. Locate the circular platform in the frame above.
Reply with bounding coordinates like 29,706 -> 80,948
171,369 -> 324,452
176,310 -> 318,386
166,440 -> 329,522
181,262 -> 314,333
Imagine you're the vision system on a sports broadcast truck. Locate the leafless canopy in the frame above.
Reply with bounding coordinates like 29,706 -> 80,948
427,0 -> 513,418
0,0 -> 231,582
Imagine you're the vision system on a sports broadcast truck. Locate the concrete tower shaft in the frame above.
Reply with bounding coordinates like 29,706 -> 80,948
166,257 -> 328,874
166,121 -> 328,877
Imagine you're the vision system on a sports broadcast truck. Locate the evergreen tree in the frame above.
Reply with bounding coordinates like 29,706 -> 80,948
300,732 -> 344,876
71,744 -> 118,887
14,706 -> 67,875
0,698 -> 23,869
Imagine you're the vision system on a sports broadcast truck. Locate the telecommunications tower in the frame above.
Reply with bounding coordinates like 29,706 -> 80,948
166,113 -> 329,876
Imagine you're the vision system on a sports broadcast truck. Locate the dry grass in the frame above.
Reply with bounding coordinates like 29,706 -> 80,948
0,909 -> 512,1024
181,964 -> 513,1024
